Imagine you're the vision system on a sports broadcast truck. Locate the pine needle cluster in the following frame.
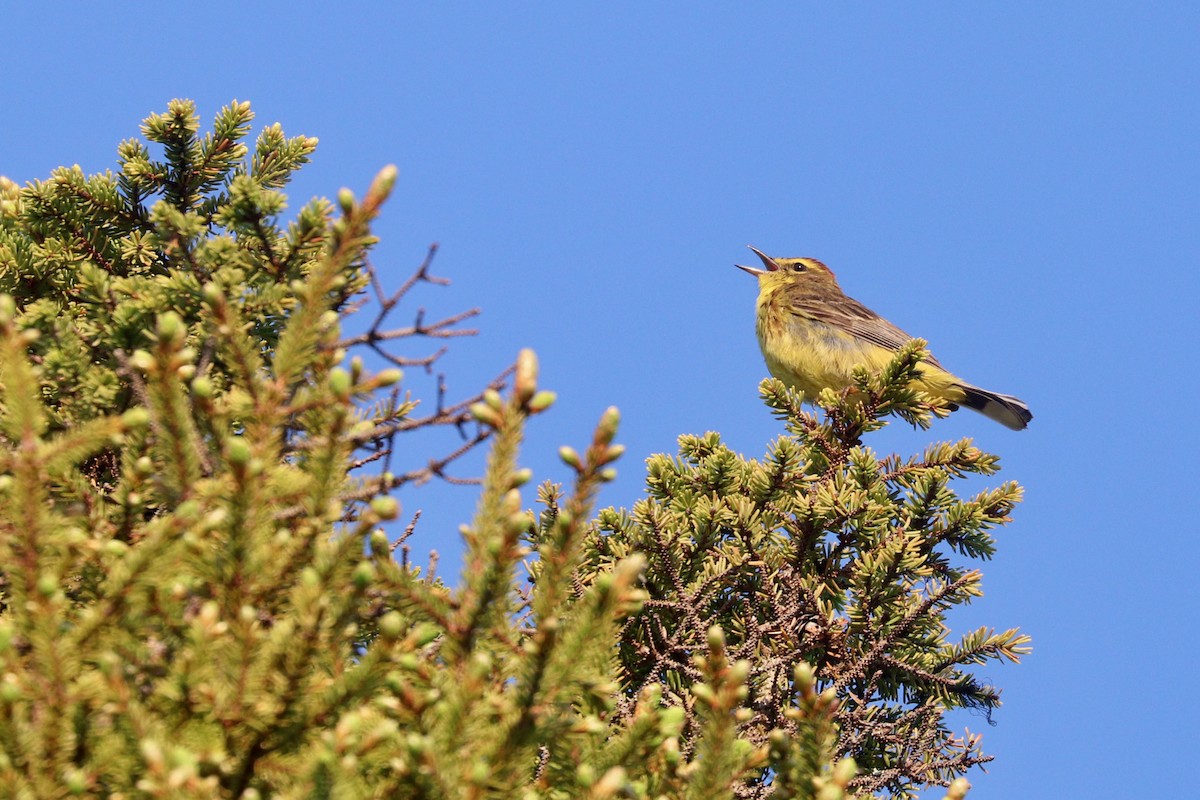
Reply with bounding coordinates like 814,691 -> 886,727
0,101 -> 1024,799
577,347 -> 1031,797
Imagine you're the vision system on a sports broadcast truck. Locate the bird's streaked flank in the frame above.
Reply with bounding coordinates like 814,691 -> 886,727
737,247 -> 1032,430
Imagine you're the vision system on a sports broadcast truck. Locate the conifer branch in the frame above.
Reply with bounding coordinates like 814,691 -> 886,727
580,345 -> 1026,796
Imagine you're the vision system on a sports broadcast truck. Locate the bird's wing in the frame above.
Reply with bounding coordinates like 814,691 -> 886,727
789,294 -> 947,369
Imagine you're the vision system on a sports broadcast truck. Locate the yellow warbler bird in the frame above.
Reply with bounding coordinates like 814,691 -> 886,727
736,247 -> 1032,430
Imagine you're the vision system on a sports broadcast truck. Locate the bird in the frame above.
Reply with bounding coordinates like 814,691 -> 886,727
736,247 -> 1032,430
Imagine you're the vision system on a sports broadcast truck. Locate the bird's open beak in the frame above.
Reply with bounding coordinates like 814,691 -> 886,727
735,246 -> 780,276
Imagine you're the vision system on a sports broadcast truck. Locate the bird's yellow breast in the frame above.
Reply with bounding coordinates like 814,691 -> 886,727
753,281 -> 964,402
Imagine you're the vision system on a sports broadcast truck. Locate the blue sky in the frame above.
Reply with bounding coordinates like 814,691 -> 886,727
4,4 -> 1197,797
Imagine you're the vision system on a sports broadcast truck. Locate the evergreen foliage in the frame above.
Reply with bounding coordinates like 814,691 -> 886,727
0,101 -> 1024,799
579,350 -> 1030,797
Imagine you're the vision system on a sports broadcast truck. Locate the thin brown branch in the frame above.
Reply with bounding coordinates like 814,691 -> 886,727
339,307 -> 481,350
391,510 -> 423,555
833,572 -> 977,694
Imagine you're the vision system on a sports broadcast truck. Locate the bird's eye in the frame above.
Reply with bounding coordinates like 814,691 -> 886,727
791,262 -> 806,272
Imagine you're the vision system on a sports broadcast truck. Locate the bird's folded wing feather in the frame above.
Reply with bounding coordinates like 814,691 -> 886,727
789,295 -> 947,369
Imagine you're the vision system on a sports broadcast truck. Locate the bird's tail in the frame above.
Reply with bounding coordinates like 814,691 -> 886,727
957,384 -> 1033,431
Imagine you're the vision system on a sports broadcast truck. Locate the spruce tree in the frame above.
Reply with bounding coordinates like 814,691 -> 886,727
576,350 -> 1030,797
0,100 -> 1024,799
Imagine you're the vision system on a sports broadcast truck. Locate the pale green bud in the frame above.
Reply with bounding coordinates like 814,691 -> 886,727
559,446 -> 581,470
528,390 -> 556,413
370,496 -> 400,520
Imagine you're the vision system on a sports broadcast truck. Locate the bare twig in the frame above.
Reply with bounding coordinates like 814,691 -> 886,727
391,510 -> 423,555
262,246 -> 513,529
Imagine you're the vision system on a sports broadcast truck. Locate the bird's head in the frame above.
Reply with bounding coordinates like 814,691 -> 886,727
736,247 -> 840,291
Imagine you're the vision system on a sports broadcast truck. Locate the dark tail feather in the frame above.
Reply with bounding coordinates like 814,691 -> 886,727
958,384 -> 1033,431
